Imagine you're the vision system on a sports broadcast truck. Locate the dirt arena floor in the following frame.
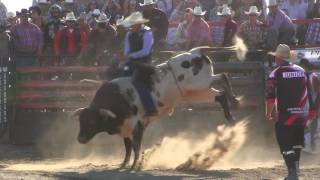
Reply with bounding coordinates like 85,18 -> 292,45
1,108 -> 320,180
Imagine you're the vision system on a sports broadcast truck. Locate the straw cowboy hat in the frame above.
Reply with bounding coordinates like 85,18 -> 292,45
96,13 -> 110,23
92,9 -> 101,16
38,0 -> 48,4
245,6 -> 261,16
268,0 -> 278,7
65,12 -> 77,21
193,6 -> 206,16
268,44 -> 295,62
121,12 -> 149,28
139,0 -> 156,6
217,5 -> 231,16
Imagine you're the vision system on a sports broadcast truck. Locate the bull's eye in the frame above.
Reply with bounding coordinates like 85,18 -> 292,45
181,61 -> 191,69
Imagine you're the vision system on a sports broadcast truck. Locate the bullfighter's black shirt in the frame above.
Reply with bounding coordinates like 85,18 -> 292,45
266,63 -> 309,126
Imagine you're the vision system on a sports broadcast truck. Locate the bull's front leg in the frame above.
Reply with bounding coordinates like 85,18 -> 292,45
131,121 -> 144,170
211,73 -> 239,108
120,138 -> 132,168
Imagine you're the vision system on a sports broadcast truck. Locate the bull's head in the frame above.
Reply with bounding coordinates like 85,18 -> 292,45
72,108 -> 118,144
168,47 -> 216,92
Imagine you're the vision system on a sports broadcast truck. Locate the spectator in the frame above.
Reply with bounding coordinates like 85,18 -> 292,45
141,0 -> 169,45
6,12 -> 17,31
102,0 -> 123,24
209,0 -> 231,21
305,4 -> 320,45
78,12 -> 90,34
124,0 -> 138,17
157,0 -> 173,16
11,9 -> 43,67
29,6 -> 46,30
0,0 -> 8,19
54,12 -> 88,65
87,13 -> 117,65
218,5 -> 237,46
0,19 -> 10,65
86,9 -> 101,29
265,0 -> 295,51
233,0 -> 258,22
186,6 -> 212,49
169,0 -> 189,23
169,8 -> 193,50
62,0 -> 79,16
43,4 -> 64,65
237,6 -> 264,49
35,0 -> 51,23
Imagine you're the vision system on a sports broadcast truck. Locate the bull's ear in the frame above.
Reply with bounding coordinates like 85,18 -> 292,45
99,109 -> 117,119
72,108 -> 86,117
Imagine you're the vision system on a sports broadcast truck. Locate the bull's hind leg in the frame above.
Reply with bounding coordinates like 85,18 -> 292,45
120,138 -> 132,168
211,73 -> 239,108
131,121 -> 144,170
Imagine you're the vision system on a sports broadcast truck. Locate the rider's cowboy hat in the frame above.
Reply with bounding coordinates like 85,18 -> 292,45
268,44 -> 295,62
193,6 -> 206,16
65,12 -> 77,21
245,6 -> 261,16
139,0 -> 156,6
121,12 -> 149,28
268,0 -> 278,7
217,5 -> 231,16
96,13 -> 110,23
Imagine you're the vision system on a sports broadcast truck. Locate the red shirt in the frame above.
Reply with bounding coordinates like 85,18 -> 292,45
54,27 -> 88,55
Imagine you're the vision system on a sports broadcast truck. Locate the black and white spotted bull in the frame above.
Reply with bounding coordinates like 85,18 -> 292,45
73,46 -> 242,169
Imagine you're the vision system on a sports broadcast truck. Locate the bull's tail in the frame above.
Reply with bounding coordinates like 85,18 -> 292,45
233,36 -> 248,61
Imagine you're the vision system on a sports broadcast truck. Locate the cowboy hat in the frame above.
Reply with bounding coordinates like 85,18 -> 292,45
65,0 -> 74,3
92,9 -> 101,16
268,44 -> 295,62
65,12 -> 77,21
139,0 -> 156,6
96,13 -> 110,23
245,6 -> 261,16
122,12 -> 149,28
38,0 -> 48,4
18,9 -> 31,16
193,6 -> 206,16
268,0 -> 278,7
217,5 -> 231,16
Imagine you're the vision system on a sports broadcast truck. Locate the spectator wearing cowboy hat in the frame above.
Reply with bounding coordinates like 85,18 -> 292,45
86,8 -> 101,29
265,0 -> 295,51
122,11 -> 158,117
87,13 -> 117,65
237,6 -> 264,49
266,44 -> 313,180
186,6 -> 212,49
54,12 -> 88,65
218,5 -> 237,47
140,0 -> 169,46
11,9 -> 43,67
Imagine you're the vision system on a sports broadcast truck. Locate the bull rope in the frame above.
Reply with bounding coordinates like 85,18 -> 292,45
166,61 -> 184,97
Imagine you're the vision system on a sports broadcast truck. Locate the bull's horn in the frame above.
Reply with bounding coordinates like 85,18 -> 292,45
99,109 -> 117,119
189,46 -> 236,54
72,108 -> 86,117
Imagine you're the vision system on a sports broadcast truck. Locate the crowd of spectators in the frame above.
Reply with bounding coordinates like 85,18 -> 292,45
0,0 -> 320,67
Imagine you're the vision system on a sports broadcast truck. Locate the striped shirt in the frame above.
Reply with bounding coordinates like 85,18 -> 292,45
11,22 -> 43,55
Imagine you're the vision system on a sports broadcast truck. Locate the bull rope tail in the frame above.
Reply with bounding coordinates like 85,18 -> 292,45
166,61 -> 184,97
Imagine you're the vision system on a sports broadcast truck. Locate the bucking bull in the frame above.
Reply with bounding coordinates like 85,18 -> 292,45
72,45 -> 246,169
